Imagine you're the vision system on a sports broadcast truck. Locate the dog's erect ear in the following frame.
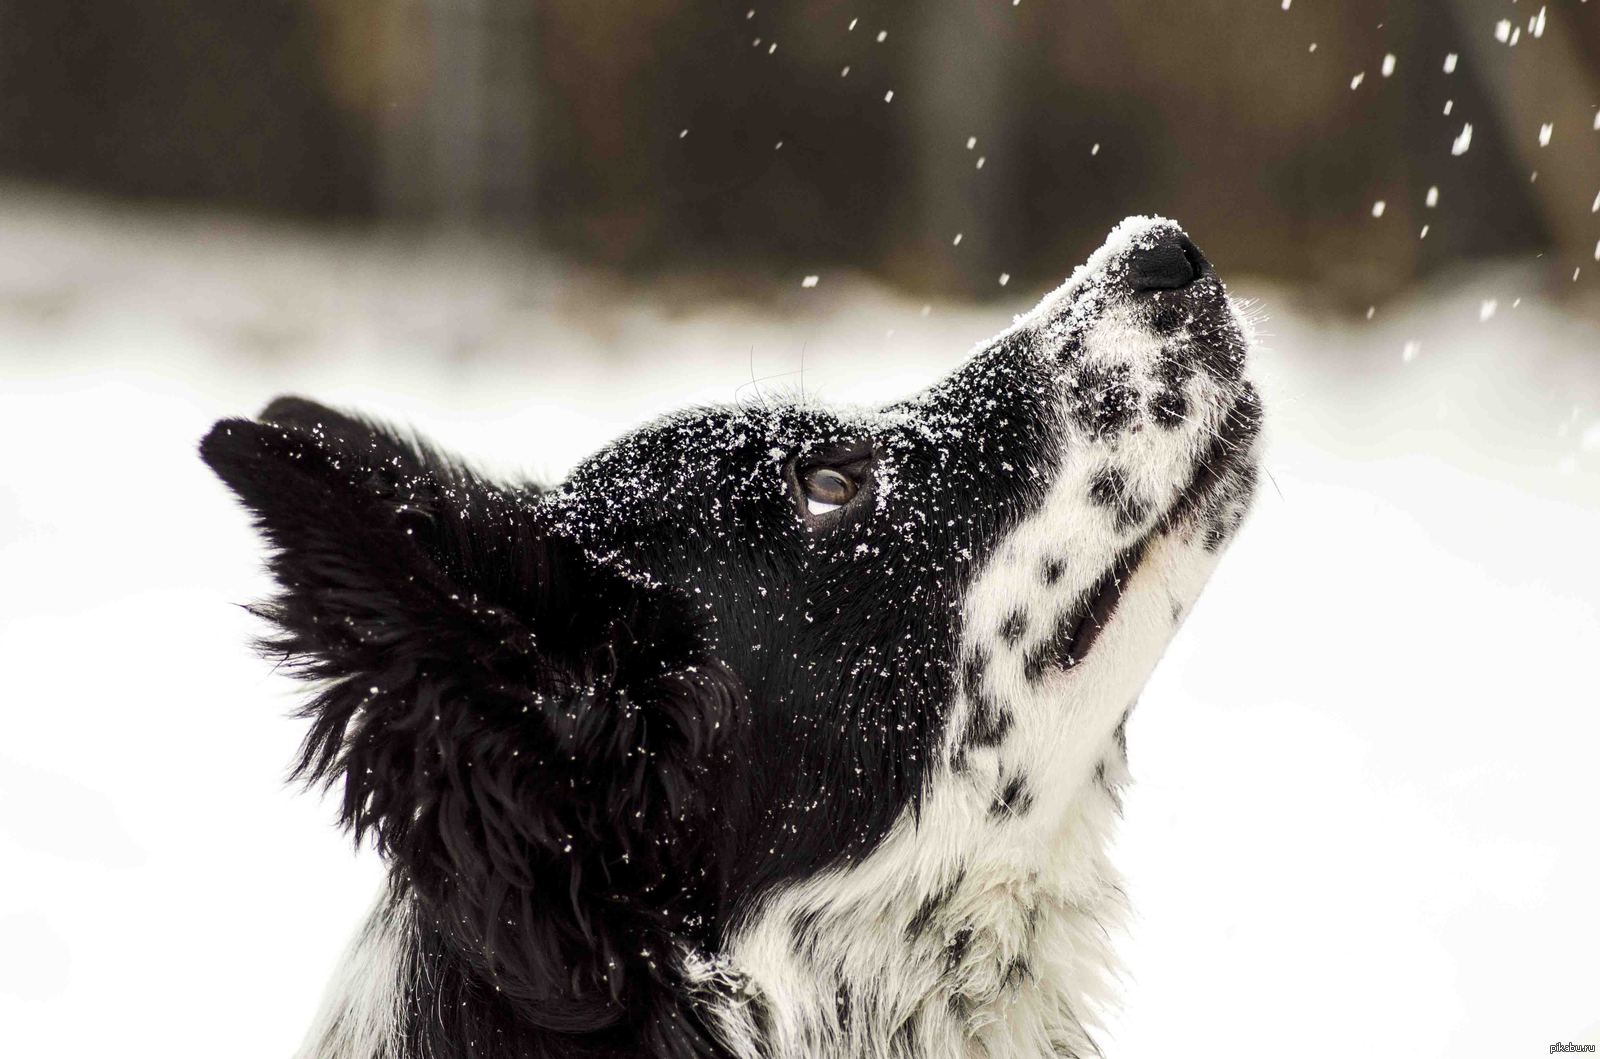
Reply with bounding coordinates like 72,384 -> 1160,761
200,398 -> 739,1051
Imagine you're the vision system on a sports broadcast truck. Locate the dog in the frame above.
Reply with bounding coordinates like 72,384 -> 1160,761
201,216 -> 1261,1059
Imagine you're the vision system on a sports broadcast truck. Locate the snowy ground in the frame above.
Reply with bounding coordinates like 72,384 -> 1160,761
2,188 -> 1597,1057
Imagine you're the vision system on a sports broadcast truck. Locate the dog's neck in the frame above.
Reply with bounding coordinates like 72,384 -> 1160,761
704,730 -> 1131,1059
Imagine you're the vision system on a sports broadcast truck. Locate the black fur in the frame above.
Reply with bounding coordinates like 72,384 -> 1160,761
953,651 -> 1012,772
202,316 -> 1058,1055
1088,468 -> 1147,531
1148,386 -> 1189,429
905,868 -> 966,941
988,773 -> 1034,819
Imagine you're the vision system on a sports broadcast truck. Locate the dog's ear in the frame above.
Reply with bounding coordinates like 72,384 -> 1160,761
201,397 -> 738,1051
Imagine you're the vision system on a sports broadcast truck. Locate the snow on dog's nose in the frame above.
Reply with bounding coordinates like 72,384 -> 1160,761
1023,217 -> 1240,377
1123,230 -> 1205,292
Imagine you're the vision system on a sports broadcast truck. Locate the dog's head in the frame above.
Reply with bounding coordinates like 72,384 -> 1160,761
203,218 -> 1260,1054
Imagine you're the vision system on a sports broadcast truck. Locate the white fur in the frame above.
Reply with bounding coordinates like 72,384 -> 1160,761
296,890 -> 413,1059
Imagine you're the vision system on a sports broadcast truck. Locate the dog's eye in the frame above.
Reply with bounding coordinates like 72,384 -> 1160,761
801,467 -> 858,515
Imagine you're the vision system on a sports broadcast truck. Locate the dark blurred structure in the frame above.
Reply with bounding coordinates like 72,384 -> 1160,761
2,0 -> 1595,304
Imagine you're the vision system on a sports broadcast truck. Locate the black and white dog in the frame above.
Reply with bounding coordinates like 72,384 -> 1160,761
202,217 -> 1260,1059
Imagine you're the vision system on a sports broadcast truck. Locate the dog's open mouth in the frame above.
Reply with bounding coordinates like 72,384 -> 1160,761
1026,392 -> 1260,677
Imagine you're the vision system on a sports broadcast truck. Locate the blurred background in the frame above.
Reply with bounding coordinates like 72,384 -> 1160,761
3,0 -> 1600,301
1,2 -> 1597,1057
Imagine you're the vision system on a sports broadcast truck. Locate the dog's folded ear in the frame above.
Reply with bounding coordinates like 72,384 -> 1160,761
200,397 -> 739,1049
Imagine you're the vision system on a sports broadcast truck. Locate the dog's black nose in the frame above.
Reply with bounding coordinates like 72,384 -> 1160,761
1126,234 -> 1207,292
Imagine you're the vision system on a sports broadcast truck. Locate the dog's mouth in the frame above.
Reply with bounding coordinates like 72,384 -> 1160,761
1025,541 -> 1149,675
1028,391 -> 1260,675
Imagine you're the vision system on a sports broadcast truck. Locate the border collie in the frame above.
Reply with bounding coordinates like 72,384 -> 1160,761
202,217 -> 1261,1059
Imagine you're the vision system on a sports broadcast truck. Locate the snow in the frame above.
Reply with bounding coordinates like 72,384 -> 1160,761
2,190 -> 1597,1058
